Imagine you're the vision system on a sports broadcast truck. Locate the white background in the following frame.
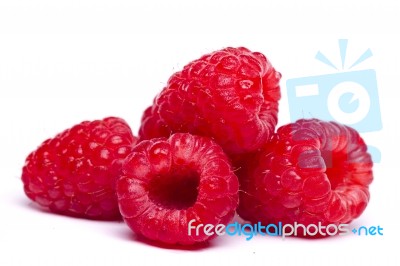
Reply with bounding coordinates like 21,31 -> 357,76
1,1 -> 399,265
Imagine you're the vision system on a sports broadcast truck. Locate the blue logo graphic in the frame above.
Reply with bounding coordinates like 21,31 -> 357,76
286,39 -> 382,162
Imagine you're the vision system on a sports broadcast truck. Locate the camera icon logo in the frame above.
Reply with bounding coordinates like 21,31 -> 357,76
287,69 -> 381,132
286,39 -> 382,162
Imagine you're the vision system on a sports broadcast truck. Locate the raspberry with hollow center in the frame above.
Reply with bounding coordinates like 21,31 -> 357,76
117,133 -> 239,245
139,47 -> 281,155
21,117 -> 137,219
237,119 -> 373,236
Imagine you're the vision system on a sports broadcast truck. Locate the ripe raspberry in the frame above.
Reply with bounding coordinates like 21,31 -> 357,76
21,117 -> 137,219
237,119 -> 373,236
117,133 -> 239,245
139,47 -> 281,155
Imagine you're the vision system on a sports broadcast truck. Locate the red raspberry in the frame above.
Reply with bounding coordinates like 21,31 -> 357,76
21,117 -> 137,220
139,47 -> 281,155
237,119 -> 373,236
117,133 -> 239,245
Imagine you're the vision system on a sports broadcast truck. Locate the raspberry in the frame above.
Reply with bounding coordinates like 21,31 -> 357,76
117,133 -> 239,245
237,119 -> 373,236
139,47 -> 281,155
21,117 -> 137,219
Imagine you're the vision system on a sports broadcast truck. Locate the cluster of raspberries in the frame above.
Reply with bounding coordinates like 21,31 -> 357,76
22,47 -> 373,245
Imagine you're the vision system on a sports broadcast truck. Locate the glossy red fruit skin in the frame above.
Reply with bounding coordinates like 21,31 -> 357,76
117,133 -> 239,245
237,119 -> 373,237
139,47 -> 281,155
21,117 -> 137,220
